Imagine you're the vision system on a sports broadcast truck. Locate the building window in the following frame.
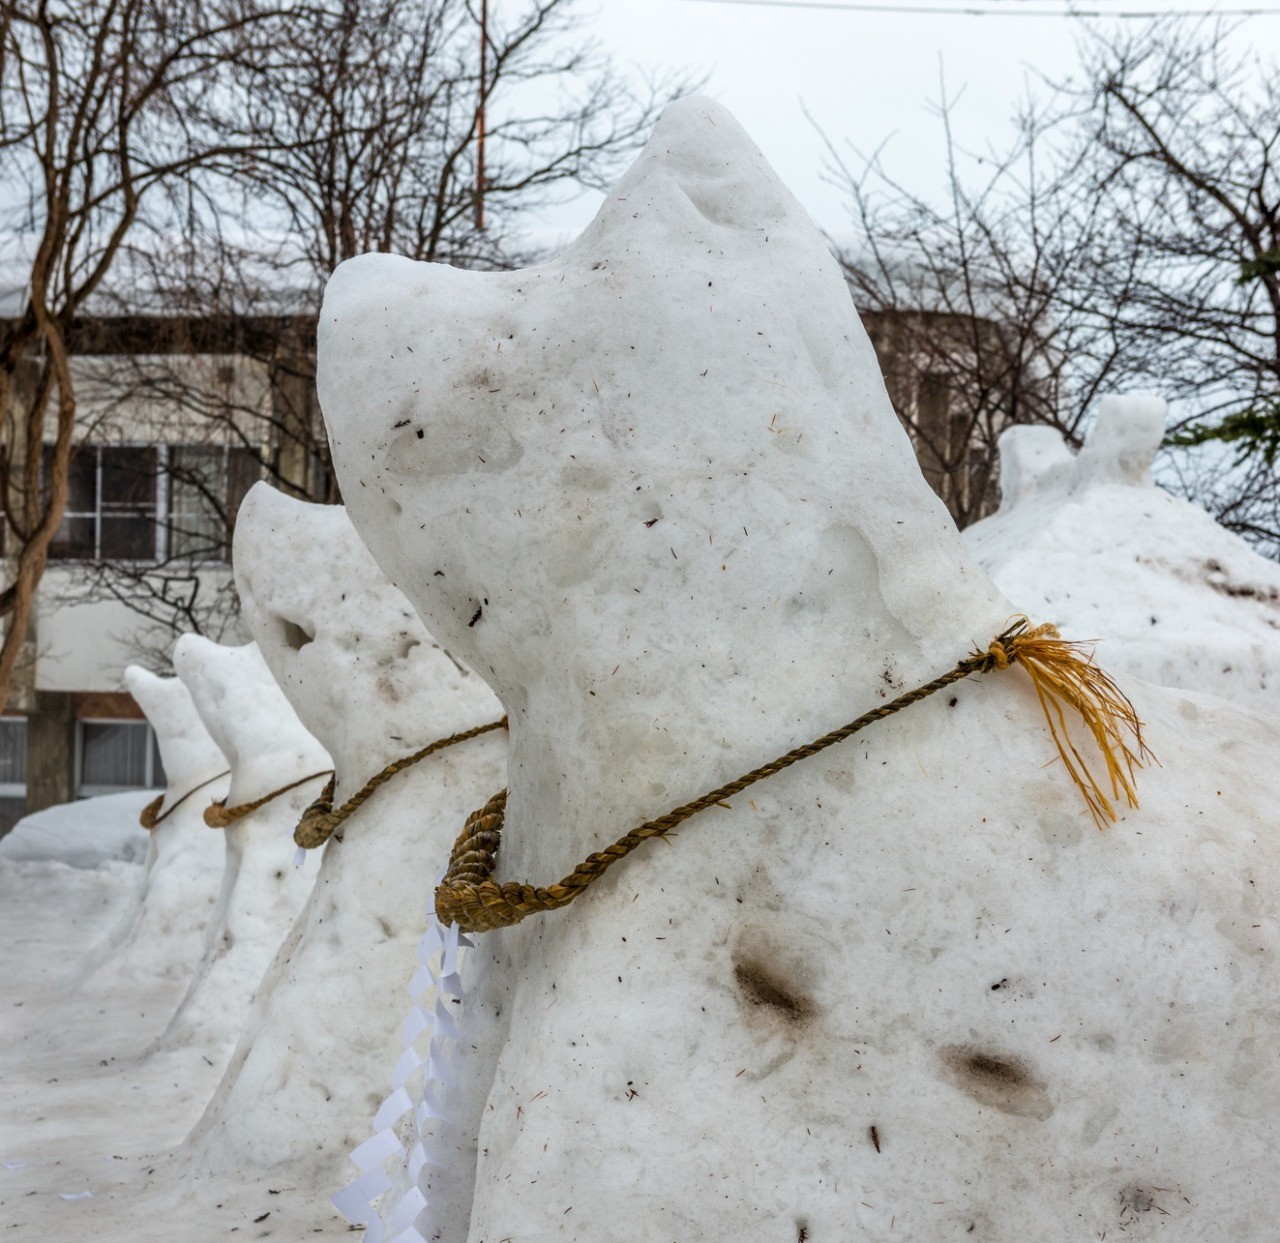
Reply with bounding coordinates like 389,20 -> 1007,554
0,718 -> 26,833
47,445 -> 158,561
76,720 -> 165,797
167,445 -> 258,562
45,444 -> 257,565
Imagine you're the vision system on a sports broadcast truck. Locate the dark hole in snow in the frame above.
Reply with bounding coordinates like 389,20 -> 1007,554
278,616 -> 315,651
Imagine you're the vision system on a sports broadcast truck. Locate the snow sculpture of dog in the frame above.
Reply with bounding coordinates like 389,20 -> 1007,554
181,485 -> 504,1187
318,97 -> 1280,1242
966,394 -> 1280,714
155,638 -> 327,1060
66,667 -> 228,1016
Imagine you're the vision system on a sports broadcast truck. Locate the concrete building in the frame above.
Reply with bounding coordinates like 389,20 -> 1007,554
1,313 -> 323,832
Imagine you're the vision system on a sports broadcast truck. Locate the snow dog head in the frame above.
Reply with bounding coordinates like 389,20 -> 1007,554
317,97 -> 1007,742
232,482 -> 496,782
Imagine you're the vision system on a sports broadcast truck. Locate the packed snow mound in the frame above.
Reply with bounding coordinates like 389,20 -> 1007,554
319,97 -> 1280,1242
0,791 -> 152,868
230,482 -> 500,782
320,98 -> 1006,723
966,395 -> 1280,713
181,486 -> 504,1185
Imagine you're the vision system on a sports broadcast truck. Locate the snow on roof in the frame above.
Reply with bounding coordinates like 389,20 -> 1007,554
0,231 -> 323,321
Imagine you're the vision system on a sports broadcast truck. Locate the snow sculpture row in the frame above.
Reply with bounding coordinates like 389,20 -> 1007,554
36,485 -> 503,1209
316,97 -> 1280,1241
16,93 -> 1279,1243
185,484 -> 503,1186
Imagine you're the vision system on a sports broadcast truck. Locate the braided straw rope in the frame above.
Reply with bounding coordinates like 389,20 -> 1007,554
292,717 -> 509,849
435,619 -> 1154,934
139,769 -> 231,830
204,769 -> 334,828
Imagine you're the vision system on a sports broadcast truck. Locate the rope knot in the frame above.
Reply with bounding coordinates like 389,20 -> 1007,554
203,769 -> 334,829
290,716 -> 507,853
203,799 -> 236,828
293,776 -> 340,849
139,794 -> 164,831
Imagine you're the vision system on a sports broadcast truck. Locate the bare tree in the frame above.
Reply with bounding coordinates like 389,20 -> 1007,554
0,0 -> 299,707
229,0 -> 679,273
1069,19 -> 1280,550
828,20 -> 1280,548
824,90 -> 1136,529
66,0 -> 693,658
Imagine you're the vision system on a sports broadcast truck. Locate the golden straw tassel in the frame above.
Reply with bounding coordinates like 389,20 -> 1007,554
992,619 -> 1155,830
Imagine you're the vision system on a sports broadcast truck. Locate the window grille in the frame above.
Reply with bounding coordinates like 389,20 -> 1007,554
46,445 -> 158,562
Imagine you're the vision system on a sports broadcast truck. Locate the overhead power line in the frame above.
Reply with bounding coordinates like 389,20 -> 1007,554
679,0 -> 1280,15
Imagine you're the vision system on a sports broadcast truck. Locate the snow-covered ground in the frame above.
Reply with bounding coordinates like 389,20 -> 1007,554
0,839 -> 350,1237
0,650 -> 345,1234
0,790 -> 152,868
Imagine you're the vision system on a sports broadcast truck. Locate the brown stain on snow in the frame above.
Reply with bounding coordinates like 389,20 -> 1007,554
939,1045 -> 1054,1120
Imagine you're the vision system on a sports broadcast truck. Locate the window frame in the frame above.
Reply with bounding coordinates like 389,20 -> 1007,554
164,443 -> 248,565
44,442 -> 256,567
45,442 -> 159,565
74,718 -> 165,799
0,716 -> 27,802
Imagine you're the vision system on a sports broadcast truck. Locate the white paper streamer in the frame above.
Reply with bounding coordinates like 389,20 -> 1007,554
400,1007 -> 431,1046
407,1144 -> 429,1182
374,1087 -> 415,1133
387,1185 -> 429,1234
433,997 -> 460,1042
332,1166 -> 393,1221
351,1129 -> 404,1172
333,888 -> 468,1241
391,1046 -> 425,1090
58,1191 -> 93,1201
408,964 -> 434,999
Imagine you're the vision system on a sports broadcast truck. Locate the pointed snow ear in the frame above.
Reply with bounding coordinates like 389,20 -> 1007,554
123,664 -> 162,713
588,96 -> 798,236
1078,395 -> 1167,486
994,425 -> 1075,509
171,632 -> 217,685
576,95 -> 803,250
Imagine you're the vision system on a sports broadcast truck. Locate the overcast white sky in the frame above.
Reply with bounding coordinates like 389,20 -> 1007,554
531,0 -> 1276,243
